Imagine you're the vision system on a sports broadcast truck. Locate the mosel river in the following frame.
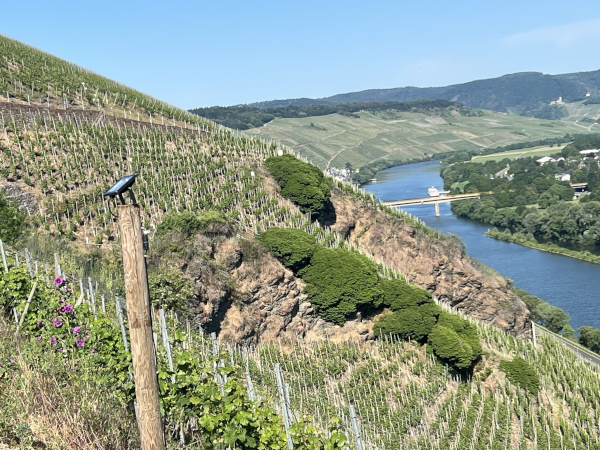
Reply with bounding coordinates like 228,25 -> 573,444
362,160 -> 600,331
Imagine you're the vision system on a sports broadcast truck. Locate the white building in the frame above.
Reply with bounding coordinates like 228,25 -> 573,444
555,173 -> 571,182
536,156 -> 555,166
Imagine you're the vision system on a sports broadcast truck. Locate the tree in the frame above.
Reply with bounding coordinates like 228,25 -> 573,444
265,154 -> 330,215
373,304 -> 441,342
578,326 -> 600,353
299,247 -> 383,325
380,278 -> 433,310
0,190 -> 26,244
562,324 -> 576,341
257,228 -> 316,272
534,303 -> 569,333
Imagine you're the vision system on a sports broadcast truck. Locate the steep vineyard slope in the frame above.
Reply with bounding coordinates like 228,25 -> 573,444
0,35 -> 528,338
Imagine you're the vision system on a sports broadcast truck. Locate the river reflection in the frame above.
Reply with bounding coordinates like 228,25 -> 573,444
362,160 -> 600,331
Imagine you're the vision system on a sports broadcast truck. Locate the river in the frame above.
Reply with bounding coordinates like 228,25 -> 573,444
362,160 -> 600,331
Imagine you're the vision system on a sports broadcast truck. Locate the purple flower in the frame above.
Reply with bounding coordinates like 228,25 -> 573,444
52,318 -> 63,328
73,326 -> 81,335
36,336 -> 42,343
66,287 -> 72,293
59,304 -> 73,314
75,339 -> 84,347
53,276 -> 64,287
91,349 -> 97,355
51,337 -> 57,346
84,333 -> 90,339
37,319 -> 43,327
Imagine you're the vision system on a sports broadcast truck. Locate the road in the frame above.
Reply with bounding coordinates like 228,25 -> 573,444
535,324 -> 600,367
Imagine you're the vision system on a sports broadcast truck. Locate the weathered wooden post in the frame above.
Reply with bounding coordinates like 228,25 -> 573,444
118,203 -> 164,450
105,174 -> 164,450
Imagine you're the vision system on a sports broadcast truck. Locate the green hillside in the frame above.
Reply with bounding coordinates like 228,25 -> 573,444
3,33 -> 600,450
0,33 -> 207,128
244,108 -> 584,170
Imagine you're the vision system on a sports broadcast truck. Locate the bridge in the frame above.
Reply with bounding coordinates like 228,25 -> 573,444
385,182 -> 589,217
383,192 -> 489,216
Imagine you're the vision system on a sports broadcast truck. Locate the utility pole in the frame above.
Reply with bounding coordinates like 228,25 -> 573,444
119,203 -> 165,450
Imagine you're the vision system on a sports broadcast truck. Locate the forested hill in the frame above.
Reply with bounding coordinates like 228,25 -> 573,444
189,99 -> 472,130
246,69 -> 600,118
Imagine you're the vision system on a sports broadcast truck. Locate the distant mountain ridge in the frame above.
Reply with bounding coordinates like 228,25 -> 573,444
249,69 -> 600,114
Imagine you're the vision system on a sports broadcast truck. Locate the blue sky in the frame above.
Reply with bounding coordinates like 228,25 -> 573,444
3,1 -> 600,108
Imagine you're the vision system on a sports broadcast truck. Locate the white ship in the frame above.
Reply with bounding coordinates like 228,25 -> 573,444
428,186 -> 450,197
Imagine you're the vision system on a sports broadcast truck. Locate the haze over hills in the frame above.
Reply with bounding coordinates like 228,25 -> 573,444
248,69 -> 600,116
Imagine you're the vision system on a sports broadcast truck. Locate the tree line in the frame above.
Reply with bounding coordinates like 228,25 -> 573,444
189,99 -> 468,130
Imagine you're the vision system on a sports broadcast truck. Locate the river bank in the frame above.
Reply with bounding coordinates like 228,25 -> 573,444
361,160 -> 600,331
485,228 -> 600,264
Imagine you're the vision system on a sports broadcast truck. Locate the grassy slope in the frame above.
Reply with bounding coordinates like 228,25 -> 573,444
245,109 -> 583,170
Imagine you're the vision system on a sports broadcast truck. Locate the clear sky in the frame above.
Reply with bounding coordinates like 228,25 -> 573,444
3,1 -> 600,108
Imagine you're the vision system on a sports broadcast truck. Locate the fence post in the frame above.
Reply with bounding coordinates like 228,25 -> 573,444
275,363 -> 293,449
88,277 -> 97,320
0,239 -> 8,273
118,204 -> 165,450
115,296 -> 129,352
25,248 -> 33,278
54,253 -> 60,277
349,404 -> 365,450
159,308 -> 175,384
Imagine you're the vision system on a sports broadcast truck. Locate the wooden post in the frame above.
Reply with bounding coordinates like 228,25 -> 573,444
434,202 -> 440,217
0,239 -> 8,273
118,204 -> 165,450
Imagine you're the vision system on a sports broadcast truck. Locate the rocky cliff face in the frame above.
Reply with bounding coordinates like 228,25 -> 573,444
183,236 -> 375,345
327,191 -> 530,335
186,189 -> 529,345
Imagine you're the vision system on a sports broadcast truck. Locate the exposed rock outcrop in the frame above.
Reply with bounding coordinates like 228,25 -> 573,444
0,182 -> 38,214
327,191 -> 530,336
185,189 -> 530,344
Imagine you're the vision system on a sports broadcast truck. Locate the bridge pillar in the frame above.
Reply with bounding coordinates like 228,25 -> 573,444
434,202 -> 440,217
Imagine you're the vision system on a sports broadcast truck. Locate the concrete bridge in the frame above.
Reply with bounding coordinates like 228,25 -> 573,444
383,192 -> 488,216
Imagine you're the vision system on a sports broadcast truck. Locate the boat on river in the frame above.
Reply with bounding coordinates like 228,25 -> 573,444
428,186 -> 450,197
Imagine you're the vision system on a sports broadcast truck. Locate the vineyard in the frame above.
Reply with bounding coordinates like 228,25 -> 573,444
0,33 -> 204,127
2,32 -> 600,450
2,245 -> 600,449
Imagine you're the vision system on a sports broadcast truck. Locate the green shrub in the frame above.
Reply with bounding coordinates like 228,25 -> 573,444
373,303 -> 442,341
257,228 -> 316,272
0,190 -> 26,244
380,278 -> 433,310
265,154 -> 330,215
428,313 -> 482,370
428,325 -> 476,370
500,357 -> 540,395
148,266 -> 194,311
197,209 -> 231,235
578,326 -> 600,353
156,211 -> 201,237
437,312 -> 482,357
298,247 -> 383,325
156,210 -> 230,238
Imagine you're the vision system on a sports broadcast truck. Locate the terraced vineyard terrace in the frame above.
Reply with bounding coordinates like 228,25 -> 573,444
0,33 -> 205,129
0,102 -> 310,245
245,109 -> 584,170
